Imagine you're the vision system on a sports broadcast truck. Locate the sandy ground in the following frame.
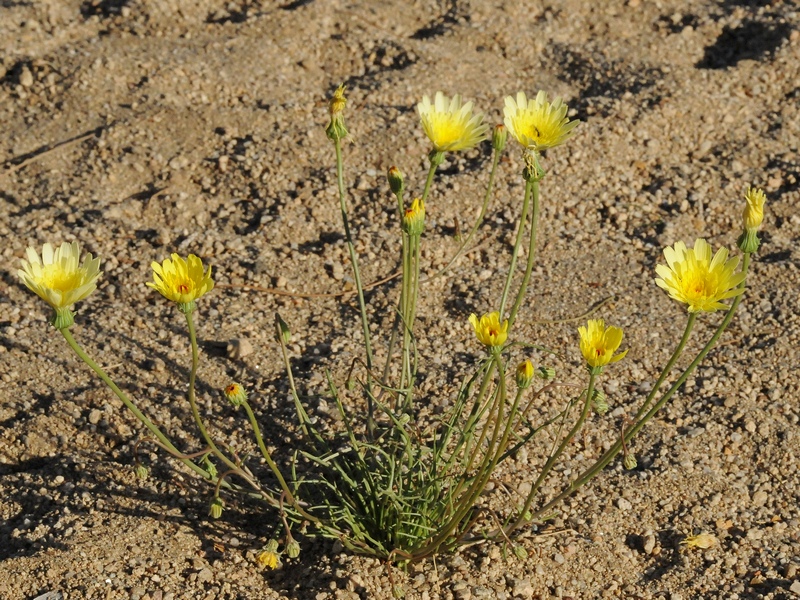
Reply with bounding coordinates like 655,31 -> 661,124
2,0 -> 800,599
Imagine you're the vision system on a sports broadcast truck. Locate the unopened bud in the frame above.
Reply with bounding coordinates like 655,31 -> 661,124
209,496 -> 224,519
592,388 -> 608,415
203,455 -> 218,479
623,453 -> 637,470
387,166 -> 405,196
345,377 -> 356,391
223,382 -> 247,407
275,313 -> 291,344
516,360 -> 534,389
285,539 -> 300,559
402,198 -> 425,236
513,545 -> 528,560
536,366 -> 556,381
134,464 -> 149,480
492,124 -> 507,153
397,413 -> 411,426
326,84 -> 348,142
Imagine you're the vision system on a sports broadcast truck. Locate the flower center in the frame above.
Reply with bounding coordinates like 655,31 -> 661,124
41,264 -> 82,292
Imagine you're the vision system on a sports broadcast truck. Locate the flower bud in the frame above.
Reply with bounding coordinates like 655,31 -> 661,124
402,198 -> 425,236
536,366 -> 556,381
513,545 -> 528,560
326,84 -> 349,142
387,166 -> 405,196
134,464 -> 149,480
591,388 -> 608,415
623,453 -> 637,470
738,186 -> 766,253
285,539 -> 301,559
209,496 -> 224,519
516,360 -> 534,389
492,124 -> 507,153
203,455 -> 218,478
275,313 -> 291,344
223,382 -> 247,407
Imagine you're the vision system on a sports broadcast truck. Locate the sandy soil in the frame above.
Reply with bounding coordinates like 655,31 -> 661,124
2,0 -> 800,599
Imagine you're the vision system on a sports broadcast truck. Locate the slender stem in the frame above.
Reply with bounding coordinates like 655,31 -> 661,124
499,179 -> 533,318
420,160 -> 438,204
527,254 -> 751,524
425,149 -> 501,281
507,179 -> 540,329
59,328 -> 215,484
508,372 -> 596,532
334,138 -> 374,371
184,312 -> 243,477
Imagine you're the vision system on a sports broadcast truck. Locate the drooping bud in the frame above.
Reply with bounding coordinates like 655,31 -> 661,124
209,496 -> 224,519
516,360 -> 534,389
134,464 -> 149,480
513,545 -> 528,560
257,540 -> 280,569
591,388 -> 608,415
285,539 -> 301,559
623,453 -> 637,470
387,166 -> 405,196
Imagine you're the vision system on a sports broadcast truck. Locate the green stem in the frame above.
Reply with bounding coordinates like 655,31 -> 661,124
59,328 -> 223,487
420,159 -> 439,204
499,179 -> 533,318
507,179 -> 540,329
334,138 -> 375,435
425,148 -> 501,281
526,254 -> 751,525
334,138 -> 374,372
184,312 -> 244,477
508,372 -> 596,531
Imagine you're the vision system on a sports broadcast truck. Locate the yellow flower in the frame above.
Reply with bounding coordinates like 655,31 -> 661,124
326,84 -> 348,142
469,311 -> 509,348
417,92 -> 489,153
578,319 -> 627,369
742,187 -> 766,231
681,533 -> 717,550
402,197 -> 425,235
256,549 -> 279,569
147,254 -> 214,309
18,242 -> 102,327
516,360 -> 534,389
224,382 -> 247,407
329,83 -> 347,117
503,91 -> 579,152
655,239 -> 745,313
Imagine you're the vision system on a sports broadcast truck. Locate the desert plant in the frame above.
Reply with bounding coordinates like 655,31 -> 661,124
17,85 -> 766,568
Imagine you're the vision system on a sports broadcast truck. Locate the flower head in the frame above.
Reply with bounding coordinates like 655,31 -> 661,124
655,239 -> 745,313
257,549 -> 280,569
257,539 -> 281,569
516,360 -> 534,389
503,91 -> 579,152
326,84 -> 348,142
469,311 -> 509,349
147,253 -> 214,312
417,92 -> 489,153
224,382 -> 247,407
402,197 -> 425,235
18,242 -> 102,328
578,319 -> 627,370
18,242 -> 102,311
742,187 -> 766,231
